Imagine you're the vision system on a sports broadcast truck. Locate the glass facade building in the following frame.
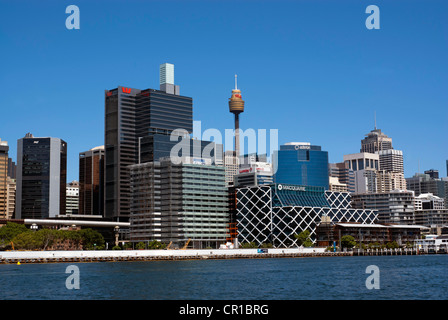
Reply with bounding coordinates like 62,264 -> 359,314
236,183 -> 378,247
79,146 -> 104,216
104,85 -> 193,221
16,134 -> 67,219
139,134 -> 222,165
129,157 -> 228,248
273,142 -> 329,189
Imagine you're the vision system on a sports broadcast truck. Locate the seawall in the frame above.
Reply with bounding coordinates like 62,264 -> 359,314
0,248 -> 349,264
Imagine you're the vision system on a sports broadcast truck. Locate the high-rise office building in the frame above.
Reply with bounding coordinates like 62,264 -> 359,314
234,161 -> 273,187
424,169 -> 439,180
329,162 -> 355,193
0,139 -> 9,218
159,63 -> 180,95
406,172 -> 448,207
343,153 -> 379,194
139,135 -> 222,165
79,146 -> 104,216
104,64 -> 193,221
7,158 -> 16,180
274,142 -> 329,189
361,128 -> 393,153
224,151 -> 239,187
377,149 -> 404,173
6,177 -> 15,220
376,171 -> 407,193
16,133 -> 67,219
66,181 -> 79,215
129,157 -> 228,248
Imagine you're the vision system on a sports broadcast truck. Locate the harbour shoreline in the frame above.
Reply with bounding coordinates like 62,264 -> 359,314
0,248 -> 337,264
0,247 -> 436,264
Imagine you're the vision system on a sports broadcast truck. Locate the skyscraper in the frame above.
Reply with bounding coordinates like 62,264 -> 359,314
377,149 -> 407,192
66,181 -> 79,215
79,146 -> 104,216
274,142 -> 329,189
228,75 -> 245,157
159,63 -> 179,95
343,152 -> 379,194
406,172 -> 447,205
16,133 -> 67,219
361,128 -> 393,153
129,157 -> 228,248
104,64 -> 193,221
378,149 -> 404,173
0,139 -> 9,218
224,150 -> 239,187
329,162 -> 355,193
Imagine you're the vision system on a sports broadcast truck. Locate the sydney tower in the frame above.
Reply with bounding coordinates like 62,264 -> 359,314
228,75 -> 245,157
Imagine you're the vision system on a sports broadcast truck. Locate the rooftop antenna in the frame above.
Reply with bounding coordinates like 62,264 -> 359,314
374,111 -> 377,130
235,74 -> 238,90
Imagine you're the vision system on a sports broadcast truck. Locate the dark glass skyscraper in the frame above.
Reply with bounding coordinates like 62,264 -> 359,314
273,142 -> 329,189
79,146 -> 104,216
104,65 -> 193,221
16,133 -> 67,219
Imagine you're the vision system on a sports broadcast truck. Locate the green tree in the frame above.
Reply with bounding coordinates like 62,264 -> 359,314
136,242 -> 146,250
0,222 -> 28,249
241,242 -> 257,248
11,232 -> 41,250
147,240 -> 166,250
34,229 -> 59,251
78,228 -> 105,250
386,241 -> 399,249
341,235 -> 356,249
294,230 -> 313,247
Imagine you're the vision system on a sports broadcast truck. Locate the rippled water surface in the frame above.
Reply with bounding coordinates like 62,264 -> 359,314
0,255 -> 446,300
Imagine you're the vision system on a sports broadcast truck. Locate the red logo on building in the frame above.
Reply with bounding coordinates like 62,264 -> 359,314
122,87 -> 131,93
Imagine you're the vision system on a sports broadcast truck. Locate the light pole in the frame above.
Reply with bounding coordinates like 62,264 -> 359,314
114,226 -> 120,247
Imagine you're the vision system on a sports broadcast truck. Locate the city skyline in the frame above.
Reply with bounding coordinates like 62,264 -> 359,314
2,1 -> 447,182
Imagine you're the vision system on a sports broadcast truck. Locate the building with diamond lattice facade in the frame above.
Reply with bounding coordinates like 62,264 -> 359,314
236,183 -> 378,248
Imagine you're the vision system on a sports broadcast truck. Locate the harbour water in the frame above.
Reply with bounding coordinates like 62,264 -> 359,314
0,255 -> 446,300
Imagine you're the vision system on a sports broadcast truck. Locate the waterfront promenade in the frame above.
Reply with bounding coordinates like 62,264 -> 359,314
1,246 -> 435,264
0,247 -> 339,264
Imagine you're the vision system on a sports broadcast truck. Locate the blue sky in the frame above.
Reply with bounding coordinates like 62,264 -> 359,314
1,0 -> 447,182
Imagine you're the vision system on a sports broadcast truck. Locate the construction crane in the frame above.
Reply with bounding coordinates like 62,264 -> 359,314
181,239 -> 191,250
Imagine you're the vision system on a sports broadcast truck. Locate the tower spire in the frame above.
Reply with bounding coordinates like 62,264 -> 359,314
229,75 -> 245,157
